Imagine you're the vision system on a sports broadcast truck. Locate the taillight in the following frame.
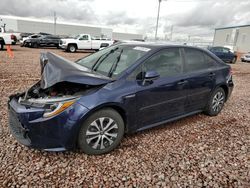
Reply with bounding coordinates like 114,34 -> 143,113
11,34 -> 15,40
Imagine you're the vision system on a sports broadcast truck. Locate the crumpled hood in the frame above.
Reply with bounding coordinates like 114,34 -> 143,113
40,52 -> 113,89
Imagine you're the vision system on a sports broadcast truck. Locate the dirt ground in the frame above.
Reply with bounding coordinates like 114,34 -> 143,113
0,45 -> 249,187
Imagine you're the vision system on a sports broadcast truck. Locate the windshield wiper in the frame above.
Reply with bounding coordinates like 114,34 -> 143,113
92,47 -> 119,71
108,49 -> 124,77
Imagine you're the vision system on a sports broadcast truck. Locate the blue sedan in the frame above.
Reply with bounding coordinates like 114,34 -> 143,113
8,43 -> 234,155
209,46 -> 237,64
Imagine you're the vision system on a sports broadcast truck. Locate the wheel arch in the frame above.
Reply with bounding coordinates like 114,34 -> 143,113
68,43 -> 78,49
0,37 -> 5,45
213,84 -> 229,102
73,103 -> 128,150
100,43 -> 109,48
80,103 -> 128,133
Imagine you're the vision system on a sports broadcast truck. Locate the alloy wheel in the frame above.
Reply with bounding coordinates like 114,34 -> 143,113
69,46 -> 76,52
86,117 -> 118,150
212,91 -> 224,112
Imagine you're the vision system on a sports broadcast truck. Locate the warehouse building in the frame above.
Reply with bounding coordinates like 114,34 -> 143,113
0,16 -> 143,40
213,25 -> 250,53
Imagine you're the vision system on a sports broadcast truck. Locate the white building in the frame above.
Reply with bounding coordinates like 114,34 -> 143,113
213,25 -> 250,53
0,16 -> 143,40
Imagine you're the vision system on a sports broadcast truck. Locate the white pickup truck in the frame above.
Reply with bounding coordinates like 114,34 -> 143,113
0,33 -> 13,50
0,26 -> 15,50
59,34 -> 113,52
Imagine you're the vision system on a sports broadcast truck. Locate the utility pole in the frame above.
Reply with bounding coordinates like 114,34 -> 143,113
155,0 -> 162,41
54,11 -> 57,35
170,25 -> 173,41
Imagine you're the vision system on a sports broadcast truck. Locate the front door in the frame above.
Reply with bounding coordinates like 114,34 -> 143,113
78,35 -> 91,49
135,48 -> 188,128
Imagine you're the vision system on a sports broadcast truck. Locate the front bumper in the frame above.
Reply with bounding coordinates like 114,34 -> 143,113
59,44 -> 67,49
8,98 -> 89,151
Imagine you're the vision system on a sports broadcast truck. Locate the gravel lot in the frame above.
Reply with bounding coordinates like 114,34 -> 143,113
0,45 -> 249,187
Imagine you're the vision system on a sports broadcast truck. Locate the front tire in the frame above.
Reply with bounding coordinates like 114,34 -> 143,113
67,44 -> 77,53
204,87 -> 226,116
231,57 -> 237,64
0,43 -> 3,50
78,108 -> 124,155
32,42 -> 39,48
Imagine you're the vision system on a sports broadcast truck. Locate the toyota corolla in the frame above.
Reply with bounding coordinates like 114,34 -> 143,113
8,43 -> 234,155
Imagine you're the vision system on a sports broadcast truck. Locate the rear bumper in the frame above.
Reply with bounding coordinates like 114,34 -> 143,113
227,75 -> 234,100
8,98 -> 89,151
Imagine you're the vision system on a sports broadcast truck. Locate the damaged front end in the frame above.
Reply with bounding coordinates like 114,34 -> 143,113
8,52 -> 111,151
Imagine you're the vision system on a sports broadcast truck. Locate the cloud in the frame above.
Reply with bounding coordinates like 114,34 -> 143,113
104,11 -> 137,25
167,0 -> 250,28
0,0 -> 97,23
0,0 -> 250,40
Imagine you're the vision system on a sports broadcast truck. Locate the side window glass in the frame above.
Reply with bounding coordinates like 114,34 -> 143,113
142,48 -> 183,78
204,53 -> 217,67
222,48 -> 229,53
184,48 -> 213,72
79,35 -> 89,40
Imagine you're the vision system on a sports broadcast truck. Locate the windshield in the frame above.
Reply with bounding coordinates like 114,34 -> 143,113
76,45 -> 150,78
74,35 -> 80,39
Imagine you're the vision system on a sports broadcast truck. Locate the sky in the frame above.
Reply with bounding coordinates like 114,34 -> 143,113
0,0 -> 250,41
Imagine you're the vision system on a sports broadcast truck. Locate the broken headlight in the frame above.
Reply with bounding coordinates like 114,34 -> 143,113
43,100 -> 76,118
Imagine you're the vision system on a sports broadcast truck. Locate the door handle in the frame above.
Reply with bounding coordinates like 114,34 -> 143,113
177,80 -> 188,85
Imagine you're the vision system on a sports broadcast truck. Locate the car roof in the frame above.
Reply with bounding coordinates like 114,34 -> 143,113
118,42 -> 205,51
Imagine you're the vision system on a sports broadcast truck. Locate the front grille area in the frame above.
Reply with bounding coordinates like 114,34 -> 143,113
8,109 -> 31,146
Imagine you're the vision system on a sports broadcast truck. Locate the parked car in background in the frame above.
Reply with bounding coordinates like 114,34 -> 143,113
20,32 -> 52,47
241,52 -> 250,62
8,43 -> 233,155
209,46 -> 237,63
59,34 -> 113,52
20,34 -> 40,47
25,35 -> 61,48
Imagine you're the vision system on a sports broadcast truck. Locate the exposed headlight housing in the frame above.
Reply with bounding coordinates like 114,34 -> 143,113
43,100 -> 76,118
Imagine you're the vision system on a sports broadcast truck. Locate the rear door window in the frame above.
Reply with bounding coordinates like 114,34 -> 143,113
184,48 -> 215,72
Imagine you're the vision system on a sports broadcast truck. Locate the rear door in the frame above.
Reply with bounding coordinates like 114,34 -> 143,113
135,48 -> 189,128
183,48 -> 217,111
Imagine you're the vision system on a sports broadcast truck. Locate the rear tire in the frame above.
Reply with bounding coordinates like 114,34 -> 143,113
0,43 -> 3,50
78,108 -> 124,155
204,87 -> 226,116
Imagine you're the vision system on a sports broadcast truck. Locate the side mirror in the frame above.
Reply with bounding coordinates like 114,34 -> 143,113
143,70 -> 160,85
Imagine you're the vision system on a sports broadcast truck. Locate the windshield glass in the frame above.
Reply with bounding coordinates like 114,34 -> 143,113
76,45 -> 150,78
74,35 -> 80,39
